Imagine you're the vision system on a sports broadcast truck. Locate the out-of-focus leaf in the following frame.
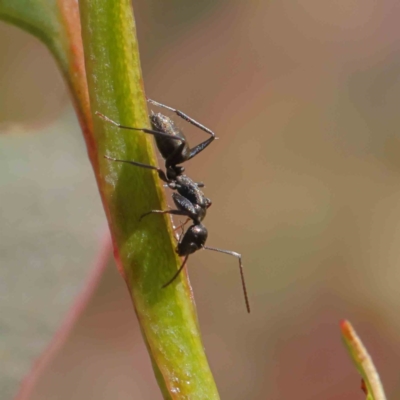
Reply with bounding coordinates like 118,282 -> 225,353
0,0 -> 92,140
341,320 -> 387,400
0,0 -> 64,58
15,233 -> 113,400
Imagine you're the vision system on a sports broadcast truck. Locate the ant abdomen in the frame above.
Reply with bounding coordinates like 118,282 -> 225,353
150,113 -> 189,165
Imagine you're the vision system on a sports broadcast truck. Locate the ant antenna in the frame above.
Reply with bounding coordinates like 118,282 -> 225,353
203,246 -> 250,313
162,255 -> 189,289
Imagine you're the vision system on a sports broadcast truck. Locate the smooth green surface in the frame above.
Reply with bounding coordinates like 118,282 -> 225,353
79,0 -> 219,398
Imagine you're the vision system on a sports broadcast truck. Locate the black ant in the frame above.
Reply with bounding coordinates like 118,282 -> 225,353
97,100 -> 250,313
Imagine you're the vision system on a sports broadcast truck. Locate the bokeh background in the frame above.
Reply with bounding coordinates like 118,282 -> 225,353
1,0 -> 400,398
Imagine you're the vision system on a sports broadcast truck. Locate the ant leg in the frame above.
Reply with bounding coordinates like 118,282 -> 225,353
147,99 -> 218,160
187,136 -> 216,160
104,156 -> 169,183
141,193 -> 198,222
171,192 -> 197,215
139,209 -> 191,222
162,255 -> 189,288
147,99 -> 216,137
173,221 -> 186,242
173,218 -> 191,232
96,112 -> 184,142
177,221 -> 185,239
165,181 -> 202,189
203,246 -> 250,314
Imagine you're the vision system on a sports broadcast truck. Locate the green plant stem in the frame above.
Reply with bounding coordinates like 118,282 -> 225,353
78,0 -> 220,398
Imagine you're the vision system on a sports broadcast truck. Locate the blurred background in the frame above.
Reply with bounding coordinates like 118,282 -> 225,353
1,0 -> 400,398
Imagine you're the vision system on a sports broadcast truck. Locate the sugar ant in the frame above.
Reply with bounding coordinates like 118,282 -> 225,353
97,99 -> 250,313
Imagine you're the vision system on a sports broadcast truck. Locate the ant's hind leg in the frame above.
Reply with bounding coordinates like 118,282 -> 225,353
147,99 -> 218,160
147,99 -> 216,137
96,112 -> 183,142
104,156 -> 169,183
174,218 -> 191,232
139,209 -> 191,222
140,193 -> 197,222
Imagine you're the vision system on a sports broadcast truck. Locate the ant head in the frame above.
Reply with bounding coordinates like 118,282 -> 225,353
176,223 -> 208,256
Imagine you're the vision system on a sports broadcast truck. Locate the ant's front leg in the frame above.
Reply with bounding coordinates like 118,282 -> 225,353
139,208 -> 192,222
139,193 -> 198,222
104,156 -> 170,183
173,218 -> 191,232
